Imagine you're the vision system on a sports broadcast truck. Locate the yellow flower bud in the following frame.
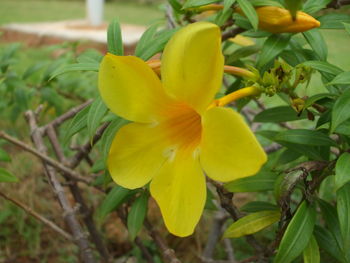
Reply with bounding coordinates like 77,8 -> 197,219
238,6 -> 320,33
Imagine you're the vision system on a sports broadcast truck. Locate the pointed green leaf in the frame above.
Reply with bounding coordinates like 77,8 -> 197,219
237,0 -> 259,30
253,106 -> 307,123
240,201 -> 279,213
331,89 -> 350,133
97,186 -> 135,219
335,153 -> 350,191
63,104 -> 91,144
314,225 -> 345,262
223,210 -> 280,238
49,63 -> 99,81
274,201 -> 316,263
302,61 -> 343,76
183,0 -> 218,9
87,97 -> 108,141
337,183 -> 350,261
107,18 -> 124,56
274,129 -> 336,147
224,0 -> 236,12
127,192 -> 149,240
327,72 -> 350,86
257,34 -> 291,69
303,29 -> 328,61
0,167 -> 18,183
225,171 -> 277,192
303,235 -> 320,263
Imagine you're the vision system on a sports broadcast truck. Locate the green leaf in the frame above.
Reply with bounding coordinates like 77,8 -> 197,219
77,49 -> 103,64
168,0 -> 183,13
257,34 -> 290,68
0,148 -> 11,162
135,26 -> 178,61
240,201 -> 279,213
337,183 -> 350,260
226,45 -> 260,64
257,34 -> 291,69
237,0 -> 259,30
285,0 -> 303,19
327,72 -> 350,86
317,199 -> 343,252
0,167 -> 18,183
254,106 -> 307,123
107,18 -> 124,56
225,171 -> 276,192
97,186 -> 134,219
303,235 -> 320,263
304,93 -> 337,108
183,0 -> 218,9
87,97 -> 108,141
223,0 -> 236,12
274,129 -> 336,147
100,117 -> 128,162
318,13 -> 350,29
343,23 -> 350,34
274,201 -> 316,263
50,63 -> 99,81
250,0 -> 283,7
127,192 -> 149,240
335,153 -> 350,191
22,62 -> 46,80
223,210 -> 280,238
331,89 -> 350,133
314,225 -> 345,262
302,61 -> 343,76
303,29 -> 328,61
63,104 -> 91,144
303,0 -> 332,13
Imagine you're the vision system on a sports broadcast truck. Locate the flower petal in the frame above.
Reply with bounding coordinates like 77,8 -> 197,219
161,22 -> 224,113
200,107 -> 267,182
150,153 -> 206,237
108,122 -> 169,189
99,53 -> 171,123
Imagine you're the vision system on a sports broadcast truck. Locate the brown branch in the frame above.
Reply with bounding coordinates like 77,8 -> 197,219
0,131 -> 92,185
24,110 -> 96,263
43,100 -> 92,129
69,122 -> 110,168
46,124 -> 110,262
222,27 -> 245,41
144,219 -> 181,263
208,179 -> 265,255
0,191 -> 73,241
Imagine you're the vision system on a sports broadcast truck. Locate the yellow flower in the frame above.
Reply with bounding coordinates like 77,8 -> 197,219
98,22 -> 267,237
238,6 -> 320,33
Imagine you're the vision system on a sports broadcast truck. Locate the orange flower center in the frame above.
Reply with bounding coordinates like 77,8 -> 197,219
160,102 -> 202,152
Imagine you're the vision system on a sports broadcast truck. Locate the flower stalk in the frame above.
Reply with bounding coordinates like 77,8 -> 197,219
209,86 -> 261,108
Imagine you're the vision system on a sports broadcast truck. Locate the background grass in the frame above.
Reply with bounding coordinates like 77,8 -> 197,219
0,0 -> 164,25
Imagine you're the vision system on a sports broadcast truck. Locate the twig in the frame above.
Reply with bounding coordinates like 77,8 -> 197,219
223,239 -> 236,263
203,211 -> 228,260
0,191 -> 73,241
24,110 -> 96,263
222,27 -> 245,41
165,3 -> 177,29
43,100 -> 92,129
46,125 -> 110,262
69,122 -> 110,168
144,220 -> 181,263
264,144 -> 282,154
327,0 -> 350,8
0,131 -> 92,185
209,179 -> 265,255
